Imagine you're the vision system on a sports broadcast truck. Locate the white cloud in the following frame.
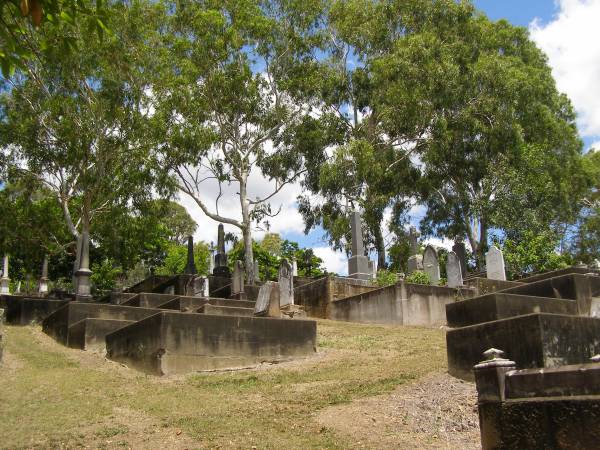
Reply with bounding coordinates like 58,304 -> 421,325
423,236 -> 454,251
530,0 -> 600,138
589,141 -> 600,151
313,246 -> 348,275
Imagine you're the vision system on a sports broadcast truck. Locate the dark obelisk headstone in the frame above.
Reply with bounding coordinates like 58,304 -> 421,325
184,236 -> 197,275
347,211 -> 371,280
75,231 -> 92,300
452,237 -> 468,278
213,224 -> 231,277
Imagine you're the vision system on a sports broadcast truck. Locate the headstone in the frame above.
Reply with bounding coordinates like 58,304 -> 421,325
253,260 -> 260,283
232,260 -> 245,296
452,237 -> 468,277
347,211 -> 371,280
208,244 -> 215,274
75,232 -> 92,299
184,236 -> 197,275
72,234 -> 83,292
407,227 -> 423,274
213,224 -> 231,277
254,281 -> 280,317
191,276 -> 209,297
0,255 -> 9,294
292,258 -> 298,277
447,251 -> 463,288
368,261 -> 376,279
279,258 -> 294,306
423,245 -> 440,285
38,255 -> 49,295
485,245 -> 506,281
15,281 -> 21,294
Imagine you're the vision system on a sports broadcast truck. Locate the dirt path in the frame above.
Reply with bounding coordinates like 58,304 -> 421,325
317,372 -> 480,449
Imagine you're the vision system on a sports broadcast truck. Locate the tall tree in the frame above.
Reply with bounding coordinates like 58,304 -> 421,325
0,0 -> 161,272
151,0 -> 326,280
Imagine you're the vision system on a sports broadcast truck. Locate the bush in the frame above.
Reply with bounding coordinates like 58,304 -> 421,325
405,270 -> 431,285
91,258 -> 122,293
375,269 -> 398,287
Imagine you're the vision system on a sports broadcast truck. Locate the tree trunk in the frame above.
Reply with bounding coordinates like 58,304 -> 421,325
374,222 -> 386,270
239,174 -> 254,283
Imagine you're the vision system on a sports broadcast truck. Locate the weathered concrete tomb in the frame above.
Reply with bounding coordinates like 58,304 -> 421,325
474,349 -> 600,449
2,269 -> 317,376
447,268 -> 600,380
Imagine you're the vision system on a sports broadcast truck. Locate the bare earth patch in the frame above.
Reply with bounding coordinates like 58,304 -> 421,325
317,372 -> 480,449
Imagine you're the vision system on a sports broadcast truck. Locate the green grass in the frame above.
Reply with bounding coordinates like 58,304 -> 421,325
0,320 -> 447,449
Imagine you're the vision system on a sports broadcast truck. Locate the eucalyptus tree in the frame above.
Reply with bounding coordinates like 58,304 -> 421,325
152,0 -> 326,280
304,0 -> 586,267
297,0 -> 472,268
0,0 -> 161,270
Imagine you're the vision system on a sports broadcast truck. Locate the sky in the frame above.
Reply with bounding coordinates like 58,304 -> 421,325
182,0 -> 600,275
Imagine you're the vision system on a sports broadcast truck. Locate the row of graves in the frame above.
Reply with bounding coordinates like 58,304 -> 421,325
0,224 -> 316,375
3,215 -> 600,447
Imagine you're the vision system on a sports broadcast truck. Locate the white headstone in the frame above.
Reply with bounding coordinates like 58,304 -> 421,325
423,246 -> 440,285
485,246 -> 506,281
253,260 -> 260,282
0,255 -> 10,294
446,251 -> 463,288
292,259 -> 298,277
278,259 -> 294,306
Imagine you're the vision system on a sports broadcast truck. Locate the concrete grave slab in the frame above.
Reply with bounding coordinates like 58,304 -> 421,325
105,311 -> 317,375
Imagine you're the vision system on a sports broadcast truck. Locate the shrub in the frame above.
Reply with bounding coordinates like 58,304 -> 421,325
375,269 -> 398,287
405,270 -> 431,285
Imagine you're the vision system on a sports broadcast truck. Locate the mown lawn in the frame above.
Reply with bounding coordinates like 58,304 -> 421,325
0,320 -> 447,449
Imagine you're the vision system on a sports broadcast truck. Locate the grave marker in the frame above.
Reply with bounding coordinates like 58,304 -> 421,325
38,255 -> 49,295
407,226 -> 423,274
486,245 -> 506,281
447,251 -> 463,288
279,258 -> 294,306
347,211 -> 371,280
213,224 -> 231,277
0,255 -> 9,294
254,281 -> 280,317
423,245 -> 440,285
232,261 -> 245,296
184,236 -> 197,275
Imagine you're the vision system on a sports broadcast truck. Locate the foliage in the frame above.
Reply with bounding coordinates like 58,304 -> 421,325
0,0 -> 109,77
375,269 -> 397,287
499,231 -> 570,279
228,238 -> 325,281
405,270 -> 430,286
155,242 -> 210,276
0,0 -> 161,263
259,233 -> 283,256
90,258 -> 121,293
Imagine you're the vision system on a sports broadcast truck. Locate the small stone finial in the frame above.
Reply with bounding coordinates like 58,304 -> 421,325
474,348 -> 516,371
591,354 -> 600,363
483,348 -> 505,361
